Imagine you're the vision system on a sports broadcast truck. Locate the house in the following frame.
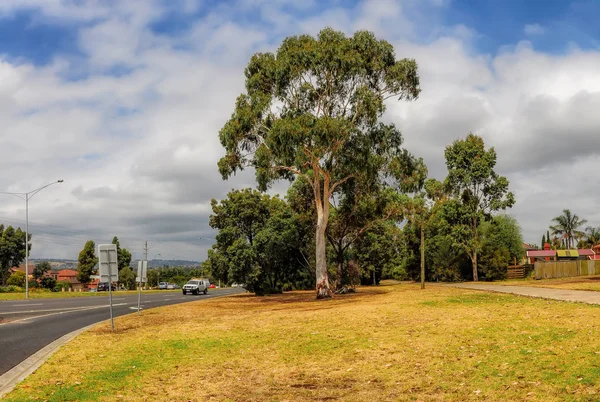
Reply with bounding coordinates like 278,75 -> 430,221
526,242 -> 598,264
576,249 -> 596,260
9,263 -> 36,278
57,269 -> 83,290
526,243 -> 556,264
521,243 -> 539,264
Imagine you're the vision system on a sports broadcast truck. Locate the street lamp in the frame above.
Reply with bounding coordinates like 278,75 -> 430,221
0,180 -> 64,299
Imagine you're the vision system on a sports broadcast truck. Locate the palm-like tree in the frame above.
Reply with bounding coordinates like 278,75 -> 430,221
549,209 -> 587,249
581,226 -> 600,248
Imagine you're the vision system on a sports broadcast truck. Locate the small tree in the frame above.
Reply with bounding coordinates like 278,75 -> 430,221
218,28 -> 421,298
7,270 -> 26,287
33,261 -> 52,281
77,240 -> 97,286
0,225 -> 30,285
444,133 -> 515,281
120,266 -> 136,290
549,210 -> 587,250
40,276 -> 57,290
112,236 -> 132,271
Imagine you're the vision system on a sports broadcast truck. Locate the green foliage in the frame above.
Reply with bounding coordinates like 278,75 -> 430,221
354,221 -> 405,284
77,240 -> 97,285
33,261 -> 52,280
0,225 -> 30,285
119,266 -> 136,290
580,226 -> 600,249
0,285 -> 22,293
40,276 -> 57,290
148,267 -> 208,287
55,280 -> 71,291
147,269 -> 159,287
549,210 -> 587,250
444,133 -> 515,281
112,236 -> 132,271
208,188 -> 310,295
478,215 -> 524,280
541,234 -> 546,249
6,270 -> 26,287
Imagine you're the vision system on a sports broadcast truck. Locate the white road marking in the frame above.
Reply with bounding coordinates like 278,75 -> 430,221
0,303 -> 128,325
12,304 -> 43,307
0,303 -> 128,315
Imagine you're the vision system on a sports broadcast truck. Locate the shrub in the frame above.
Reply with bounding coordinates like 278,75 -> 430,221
40,276 -> 57,290
54,280 -> 71,292
0,285 -> 23,293
6,271 -> 26,287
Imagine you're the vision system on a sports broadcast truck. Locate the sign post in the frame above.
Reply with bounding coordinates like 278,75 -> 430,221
136,260 -> 147,315
98,244 -> 119,331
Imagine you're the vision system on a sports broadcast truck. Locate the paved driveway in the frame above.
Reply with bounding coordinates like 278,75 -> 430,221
448,283 -> 600,305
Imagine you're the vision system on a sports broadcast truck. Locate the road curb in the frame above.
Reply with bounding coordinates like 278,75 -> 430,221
0,323 -> 96,399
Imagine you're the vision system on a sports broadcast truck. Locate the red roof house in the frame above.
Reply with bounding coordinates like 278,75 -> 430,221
9,263 -> 36,277
57,269 -> 78,283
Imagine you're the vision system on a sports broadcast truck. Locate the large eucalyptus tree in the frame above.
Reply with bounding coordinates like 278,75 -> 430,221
217,28 -> 422,298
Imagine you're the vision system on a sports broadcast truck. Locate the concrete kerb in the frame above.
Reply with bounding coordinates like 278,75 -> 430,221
0,323 -> 96,399
441,283 -> 600,306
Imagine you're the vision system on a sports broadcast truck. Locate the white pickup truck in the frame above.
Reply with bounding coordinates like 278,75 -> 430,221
182,279 -> 210,295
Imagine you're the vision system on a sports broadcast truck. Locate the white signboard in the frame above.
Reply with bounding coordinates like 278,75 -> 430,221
136,260 -> 148,283
98,244 -> 119,282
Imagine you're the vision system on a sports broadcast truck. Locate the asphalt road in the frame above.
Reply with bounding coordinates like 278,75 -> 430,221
0,288 -> 245,375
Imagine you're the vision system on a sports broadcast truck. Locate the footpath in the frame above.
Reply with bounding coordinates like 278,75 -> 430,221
448,283 -> 600,306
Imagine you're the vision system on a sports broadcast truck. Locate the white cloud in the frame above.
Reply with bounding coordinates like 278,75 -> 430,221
524,23 -> 545,36
0,0 -> 597,261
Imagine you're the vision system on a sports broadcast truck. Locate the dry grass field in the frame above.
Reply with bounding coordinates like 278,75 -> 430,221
5,282 -> 600,401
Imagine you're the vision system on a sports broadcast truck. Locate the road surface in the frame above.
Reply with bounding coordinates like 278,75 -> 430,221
0,288 -> 245,375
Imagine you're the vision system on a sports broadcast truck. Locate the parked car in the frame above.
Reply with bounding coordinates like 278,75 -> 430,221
182,279 -> 210,295
209,284 -> 216,289
97,282 -> 116,291
166,283 -> 175,290
158,282 -> 167,290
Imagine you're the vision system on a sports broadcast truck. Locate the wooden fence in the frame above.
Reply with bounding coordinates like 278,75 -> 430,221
534,260 -> 600,279
507,265 -> 525,279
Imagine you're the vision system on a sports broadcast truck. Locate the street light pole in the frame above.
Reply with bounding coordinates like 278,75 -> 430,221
0,180 -> 64,299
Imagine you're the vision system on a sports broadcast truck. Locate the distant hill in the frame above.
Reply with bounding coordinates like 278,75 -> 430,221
31,258 -> 200,269
30,259 -> 77,270
133,259 -> 200,268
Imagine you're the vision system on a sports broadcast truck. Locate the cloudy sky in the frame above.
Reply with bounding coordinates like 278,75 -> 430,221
0,0 -> 599,261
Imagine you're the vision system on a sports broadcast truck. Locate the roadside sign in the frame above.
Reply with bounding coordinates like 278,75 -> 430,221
136,260 -> 148,315
98,244 -> 118,331
136,260 -> 147,283
98,244 -> 119,282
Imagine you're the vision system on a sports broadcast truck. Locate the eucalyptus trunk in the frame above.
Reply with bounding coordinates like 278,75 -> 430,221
315,208 -> 331,298
315,175 -> 332,299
